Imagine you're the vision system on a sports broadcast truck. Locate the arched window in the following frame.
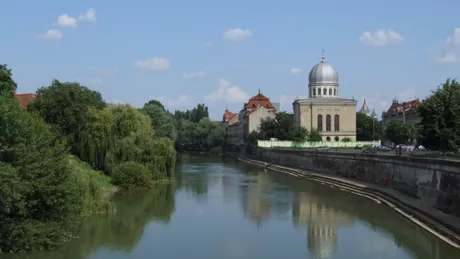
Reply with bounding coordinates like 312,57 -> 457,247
334,136 -> 339,141
326,114 -> 331,131
334,88 -> 336,96
334,115 -> 340,131
313,88 -> 316,96
326,137 -> 331,141
317,114 -> 323,131
323,88 -> 327,95
328,88 -> 332,95
318,88 -> 321,95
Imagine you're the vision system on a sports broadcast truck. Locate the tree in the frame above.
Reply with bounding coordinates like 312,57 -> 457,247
356,112 -> 383,141
419,79 -> 460,151
28,80 -> 106,153
308,128 -> 323,142
0,64 -> 17,94
0,92 -> 83,251
384,120 -> 411,145
291,126 -> 308,142
142,100 -> 177,141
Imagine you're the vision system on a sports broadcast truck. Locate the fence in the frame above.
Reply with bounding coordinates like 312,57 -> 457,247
258,140 -> 381,149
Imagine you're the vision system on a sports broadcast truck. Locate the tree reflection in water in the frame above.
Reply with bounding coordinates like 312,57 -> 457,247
4,182 -> 176,259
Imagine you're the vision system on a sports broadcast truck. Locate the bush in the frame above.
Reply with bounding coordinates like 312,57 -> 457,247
111,162 -> 152,190
0,93 -> 83,252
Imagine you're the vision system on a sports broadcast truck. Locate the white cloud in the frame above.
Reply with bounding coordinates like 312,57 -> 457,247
446,28 -> 460,45
79,8 -> 96,22
89,68 -> 119,76
223,28 -> 252,41
182,71 -> 205,79
290,68 -> 301,75
436,53 -> 457,63
153,95 -> 192,109
56,14 -> 78,28
359,29 -> 404,47
36,29 -> 62,40
134,57 -> 170,71
205,79 -> 249,103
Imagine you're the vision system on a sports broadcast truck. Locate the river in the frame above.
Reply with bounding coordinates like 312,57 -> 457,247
5,154 -> 460,259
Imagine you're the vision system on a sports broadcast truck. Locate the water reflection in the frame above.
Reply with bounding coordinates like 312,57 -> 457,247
5,182 -> 175,259
4,155 -> 460,259
240,172 -> 272,225
292,188 -> 356,259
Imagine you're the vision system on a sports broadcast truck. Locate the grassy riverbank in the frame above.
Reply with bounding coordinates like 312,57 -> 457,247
68,156 -> 118,215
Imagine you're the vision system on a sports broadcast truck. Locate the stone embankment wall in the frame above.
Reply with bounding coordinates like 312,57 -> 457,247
250,148 -> 460,217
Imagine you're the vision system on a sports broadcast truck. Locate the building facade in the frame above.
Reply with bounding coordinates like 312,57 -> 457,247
293,55 -> 357,141
243,91 -> 277,137
381,98 -> 422,128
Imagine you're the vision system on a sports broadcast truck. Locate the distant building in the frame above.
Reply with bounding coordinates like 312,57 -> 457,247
13,90 -> 36,108
222,109 -> 240,149
381,98 -> 422,128
242,90 -> 277,138
293,55 -> 357,141
358,98 -> 377,118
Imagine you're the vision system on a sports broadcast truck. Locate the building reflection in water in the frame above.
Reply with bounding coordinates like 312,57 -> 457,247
292,191 -> 356,259
241,172 -> 272,226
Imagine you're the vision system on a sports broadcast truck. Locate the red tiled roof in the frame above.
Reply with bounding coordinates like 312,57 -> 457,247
14,93 -> 36,109
245,93 -> 274,110
385,98 -> 421,115
223,109 -> 237,122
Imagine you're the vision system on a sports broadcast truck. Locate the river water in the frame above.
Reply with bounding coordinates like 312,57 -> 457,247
6,155 -> 460,259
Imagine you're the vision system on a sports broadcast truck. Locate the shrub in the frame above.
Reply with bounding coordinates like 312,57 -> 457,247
111,162 -> 152,190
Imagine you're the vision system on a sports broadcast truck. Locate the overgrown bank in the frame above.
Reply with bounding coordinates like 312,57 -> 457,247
0,65 -> 178,252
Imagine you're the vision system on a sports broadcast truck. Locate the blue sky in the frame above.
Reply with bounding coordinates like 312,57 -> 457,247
1,0 -> 459,119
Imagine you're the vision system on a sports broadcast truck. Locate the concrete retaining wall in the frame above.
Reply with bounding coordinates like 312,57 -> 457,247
250,148 -> 460,217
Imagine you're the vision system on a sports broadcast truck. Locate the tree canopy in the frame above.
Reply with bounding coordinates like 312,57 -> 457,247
384,119 -> 411,145
418,79 -> 460,151
28,80 -> 106,153
0,64 -> 17,94
356,112 -> 383,141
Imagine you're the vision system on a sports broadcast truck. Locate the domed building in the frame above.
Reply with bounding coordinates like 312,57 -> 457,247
293,55 -> 357,141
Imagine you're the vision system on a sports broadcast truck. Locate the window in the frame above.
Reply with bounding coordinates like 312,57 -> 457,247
317,114 -> 323,131
313,88 -> 316,96
318,88 -> 321,95
335,136 -> 339,141
329,88 -> 332,95
323,88 -> 327,95
326,114 -> 331,131
326,137 -> 331,141
334,88 -> 336,96
334,115 -> 340,131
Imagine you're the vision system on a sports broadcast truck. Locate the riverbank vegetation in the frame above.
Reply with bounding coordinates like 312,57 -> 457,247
0,64 -> 179,252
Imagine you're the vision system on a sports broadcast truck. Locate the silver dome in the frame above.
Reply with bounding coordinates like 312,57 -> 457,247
308,56 -> 339,87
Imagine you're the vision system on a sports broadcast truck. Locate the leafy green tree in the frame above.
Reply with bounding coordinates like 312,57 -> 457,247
173,103 -> 209,123
419,79 -> 460,151
356,112 -> 383,141
0,64 -> 17,94
291,126 -> 308,142
0,92 -> 83,252
308,128 -> 323,142
341,137 -> 352,142
247,130 -> 260,145
142,100 -> 177,141
384,120 -> 411,145
28,80 -> 106,153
